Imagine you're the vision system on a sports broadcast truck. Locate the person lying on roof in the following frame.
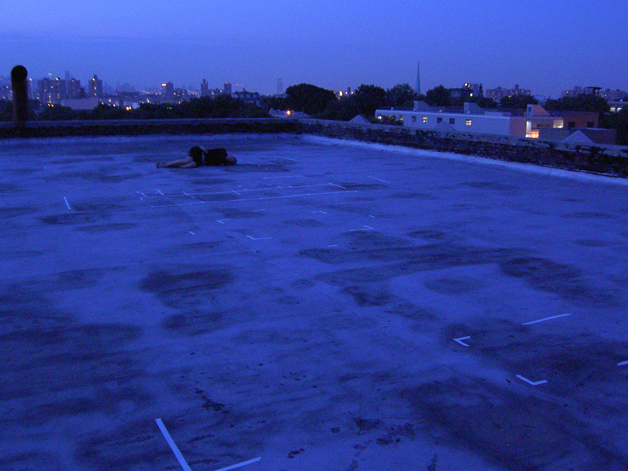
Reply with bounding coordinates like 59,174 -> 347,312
157,146 -> 237,168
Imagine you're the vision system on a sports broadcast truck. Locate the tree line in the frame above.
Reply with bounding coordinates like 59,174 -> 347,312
264,83 -> 419,121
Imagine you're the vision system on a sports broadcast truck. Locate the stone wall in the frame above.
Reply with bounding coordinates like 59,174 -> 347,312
2,117 -> 627,177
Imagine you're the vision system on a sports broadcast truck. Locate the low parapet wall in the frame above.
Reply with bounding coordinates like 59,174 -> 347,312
2,117 -> 627,177
297,119 -> 628,178
0,118 -> 299,138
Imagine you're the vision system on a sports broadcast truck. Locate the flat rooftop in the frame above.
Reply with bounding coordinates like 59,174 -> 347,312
2,134 -> 628,471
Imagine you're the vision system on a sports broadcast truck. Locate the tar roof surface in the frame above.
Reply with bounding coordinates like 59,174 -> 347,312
2,134 -> 628,471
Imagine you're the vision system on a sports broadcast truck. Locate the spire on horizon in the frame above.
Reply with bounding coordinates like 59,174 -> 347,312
415,61 -> 421,96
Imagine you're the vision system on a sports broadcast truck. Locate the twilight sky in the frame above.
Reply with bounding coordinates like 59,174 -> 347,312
1,0 -> 626,97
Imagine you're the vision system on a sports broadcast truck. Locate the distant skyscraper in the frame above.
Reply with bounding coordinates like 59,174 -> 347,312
583,86 -> 601,96
562,86 -> 583,98
38,78 -> 56,104
485,84 -> 531,100
277,78 -> 283,95
0,83 -> 10,101
68,78 -> 82,99
463,83 -> 483,97
415,61 -> 421,96
201,79 -> 209,97
37,76 -> 67,104
89,75 -> 103,98
162,81 -> 174,97
64,70 -> 71,98
223,82 -> 232,94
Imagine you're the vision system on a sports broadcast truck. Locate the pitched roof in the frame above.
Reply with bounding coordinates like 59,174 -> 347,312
563,130 -> 594,144
349,114 -> 370,124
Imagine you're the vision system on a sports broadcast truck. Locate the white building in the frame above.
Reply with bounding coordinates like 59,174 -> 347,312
376,102 -> 564,139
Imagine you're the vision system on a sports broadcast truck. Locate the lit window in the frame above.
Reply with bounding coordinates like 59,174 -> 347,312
465,119 -> 472,126
422,116 -> 428,123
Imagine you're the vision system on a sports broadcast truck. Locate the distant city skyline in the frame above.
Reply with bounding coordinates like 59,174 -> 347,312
4,65 -> 628,98
1,1 -> 626,97
3,67 -> 627,106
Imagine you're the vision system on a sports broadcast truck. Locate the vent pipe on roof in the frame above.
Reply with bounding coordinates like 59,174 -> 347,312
11,65 -> 29,124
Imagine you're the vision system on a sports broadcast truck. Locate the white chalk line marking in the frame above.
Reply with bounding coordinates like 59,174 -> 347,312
328,182 -> 347,189
522,313 -> 572,325
368,176 -> 391,184
141,184 -> 330,199
618,360 -> 628,366
214,457 -> 261,471
246,236 -> 273,241
216,219 -> 231,224
263,175 -> 303,179
284,184 -> 332,190
151,201 -> 207,208
454,336 -> 471,347
312,211 -> 328,214
237,190 -> 358,202
150,190 -> 358,208
63,197 -> 71,211
349,225 -> 374,232
155,418 -> 193,471
189,232 -> 196,235
516,375 -> 548,386
327,244 -> 339,247
137,189 -> 165,197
